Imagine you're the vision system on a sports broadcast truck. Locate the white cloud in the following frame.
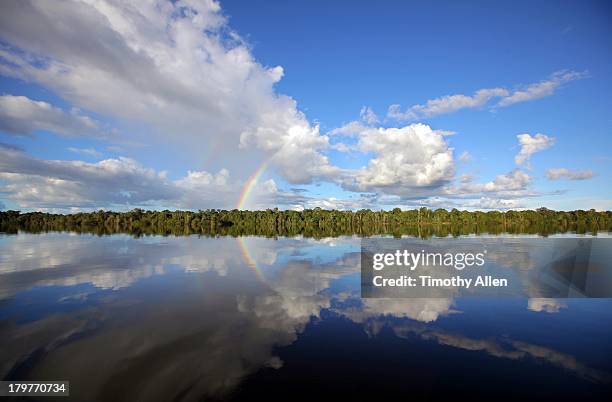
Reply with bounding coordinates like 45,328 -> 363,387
337,123 -> 455,196
399,195 -> 524,211
0,146 -> 246,210
298,195 -> 378,211
387,88 -> 508,121
328,120 -> 369,137
515,133 -> 555,166
174,168 -> 238,209
0,95 -> 100,137
482,169 -> 532,192
386,70 -> 585,121
0,139 -> 386,210
497,70 -> 587,108
445,169 -> 532,196
467,197 -> 524,210
0,1 -> 581,211
0,146 -> 175,209
546,168 -> 595,181
254,120 -> 339,184
0,0 -> 332,184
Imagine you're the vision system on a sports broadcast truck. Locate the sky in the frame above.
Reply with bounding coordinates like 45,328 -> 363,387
0,0 -> 611,212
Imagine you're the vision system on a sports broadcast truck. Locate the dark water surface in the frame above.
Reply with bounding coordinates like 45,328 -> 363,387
1,233 -> 611,401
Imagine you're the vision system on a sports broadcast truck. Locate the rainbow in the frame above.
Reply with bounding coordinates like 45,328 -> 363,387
235,159 -> 271,283
236,236 -> 266,283
236,159 -> 270,210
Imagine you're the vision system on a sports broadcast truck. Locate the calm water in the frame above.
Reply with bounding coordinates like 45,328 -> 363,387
1,233 -> 611,401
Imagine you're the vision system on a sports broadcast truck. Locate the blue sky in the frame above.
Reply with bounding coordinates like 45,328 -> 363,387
0,0 -> 611,212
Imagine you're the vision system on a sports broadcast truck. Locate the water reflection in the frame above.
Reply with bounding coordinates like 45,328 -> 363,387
527,298 -> 568,313
0,233 -> 611,401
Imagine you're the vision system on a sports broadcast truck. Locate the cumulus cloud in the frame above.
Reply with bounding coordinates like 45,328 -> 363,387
334,123 -> 455,196
328,120 -> 369,137
241,118 -> 339,184
386,70 -> 585,121
0,144 -> 376,211
0,0 -> 242,130
413,168 -> 546,210
482,169 -> 532,192
0,146 -> 175,209
0,132 -> 551,211
0,95 -> 101,137
446,169 -> 532,196
546,168 -> 595,181
0,1 -> 578,211
0,0 -> 341,185
0,145 -> 248,210
515,133 -> 555,166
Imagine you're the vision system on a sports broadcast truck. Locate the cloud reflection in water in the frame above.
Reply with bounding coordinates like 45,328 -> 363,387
0,233 -> 610,401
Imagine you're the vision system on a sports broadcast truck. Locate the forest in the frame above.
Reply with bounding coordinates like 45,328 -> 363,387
1,207 -> 610,238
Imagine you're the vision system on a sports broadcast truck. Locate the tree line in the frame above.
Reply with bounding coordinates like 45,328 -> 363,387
0,207 -> 610,238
